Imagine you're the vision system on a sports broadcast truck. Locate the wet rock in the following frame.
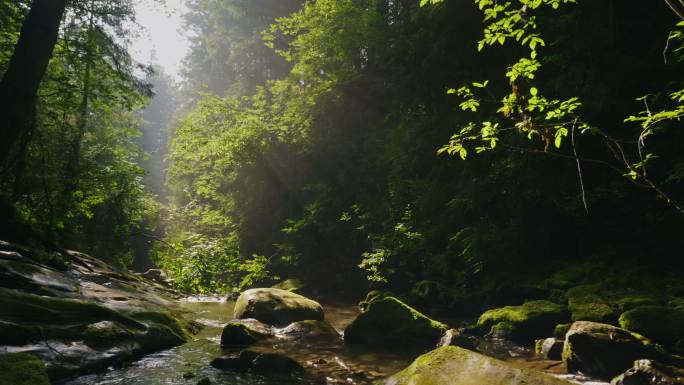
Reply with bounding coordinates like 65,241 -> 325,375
563,321 -> 662,379
211,350 -> 303,377
276,320 -> 340,341
619,306 -> 684,347
210,350 -> 259,372
197,377 -> 211,385
610,359 -> 684,385
250,353 -> 304,376
233,288 -> 324,326
220,319 -> 272,346
0,240 -> 195,381
540,337 -> 564,360
477,300 -> 569,342
386,346 -> 575,385
0,352 -> 50,385
344,296 -> 447,348
438,329 -> 477,350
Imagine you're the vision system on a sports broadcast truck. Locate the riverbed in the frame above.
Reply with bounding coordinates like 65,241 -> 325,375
60,298 -> 608,385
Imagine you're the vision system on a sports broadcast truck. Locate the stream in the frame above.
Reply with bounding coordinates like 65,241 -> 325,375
60,297 -> 608,385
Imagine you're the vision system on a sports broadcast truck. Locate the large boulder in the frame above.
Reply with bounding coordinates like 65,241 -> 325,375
562,321 -> 662,379
0,353 -> 50,385
344,296 -> 448,348
386,346 -> 575,385
233,288 -> 324,326
611,359 -> 684,385
619,306 -> 684,347
476,300 -> 569,342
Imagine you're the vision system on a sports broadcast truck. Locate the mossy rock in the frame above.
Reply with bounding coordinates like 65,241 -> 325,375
562,321 -> 663,379
271,279 -> 306,293
277,320 -> 340,341
221,319 -> 272,346
567,285 -> 619,324
386,346 -> 575,385
0,288 -> 145,330
344,296 -> 447,348
619,306 -> 684,347
0,353 -> 50,385
477,300 -> 569,342
233,288 -> 324,326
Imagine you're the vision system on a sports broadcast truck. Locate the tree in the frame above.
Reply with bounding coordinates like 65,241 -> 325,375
0,0 -> 67,165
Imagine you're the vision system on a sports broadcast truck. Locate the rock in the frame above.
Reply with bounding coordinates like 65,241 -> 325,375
233,288 -> 324,326
562,321 -> 662,379
250,353 -> 304,376
438,329 -> 477,350
276,320 -> 340,341
344,296 -> 448,348
540,337 -> 564,360
476,300 -> 569,342
210,350 -> 259,372
619,306 -> 684,347
197,377 -> 211,385
0,240 -> 196,381
220,319 -> 272,346
610,359 -> 684,385
0,353 -> 50,385
211,350 -> 303,377
272,279 -> 306,293
567,285 -> 619,324
386,346 -> 575,385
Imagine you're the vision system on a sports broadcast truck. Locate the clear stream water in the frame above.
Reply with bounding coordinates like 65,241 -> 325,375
61,298 -> 608,385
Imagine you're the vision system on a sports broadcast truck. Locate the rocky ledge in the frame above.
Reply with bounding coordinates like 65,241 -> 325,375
0,239 -> 199,383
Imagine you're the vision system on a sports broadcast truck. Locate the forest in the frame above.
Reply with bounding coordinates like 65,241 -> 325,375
1,1 -> 684,385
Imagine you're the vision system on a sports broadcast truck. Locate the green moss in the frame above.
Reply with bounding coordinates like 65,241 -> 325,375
477,300 -> 568,341
128,311 -> 189,340
388,346 -> 575,385
566,285 -> 618,324
345,296 -> 447,347
0,288 -> 144,330
221,322 -> 269,346
0,353 -> 51,385
619,306 -> 684,346
233,288 -> 323,326
553,323 -> 571,339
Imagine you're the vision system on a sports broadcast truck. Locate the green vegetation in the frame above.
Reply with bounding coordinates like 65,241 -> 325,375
477,300 -> 568,341
0,353 -> 50,385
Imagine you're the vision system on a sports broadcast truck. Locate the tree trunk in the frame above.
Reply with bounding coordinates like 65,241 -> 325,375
0,0 -> 67,165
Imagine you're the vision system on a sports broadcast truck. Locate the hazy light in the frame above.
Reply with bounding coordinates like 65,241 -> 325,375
131,0 -> 189,80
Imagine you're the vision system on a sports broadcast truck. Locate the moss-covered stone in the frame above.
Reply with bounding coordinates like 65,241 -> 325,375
0,353 -> 51,385
386,346 -> 575,385
221,319 -> 271,346
277,320 -> 339,341
562,321 -> 663,379
345,296 -> 447,348
476,300 -> 568,342
233,288 -> 324,326
619,306 -> 684,347
567,285 -> 619,324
